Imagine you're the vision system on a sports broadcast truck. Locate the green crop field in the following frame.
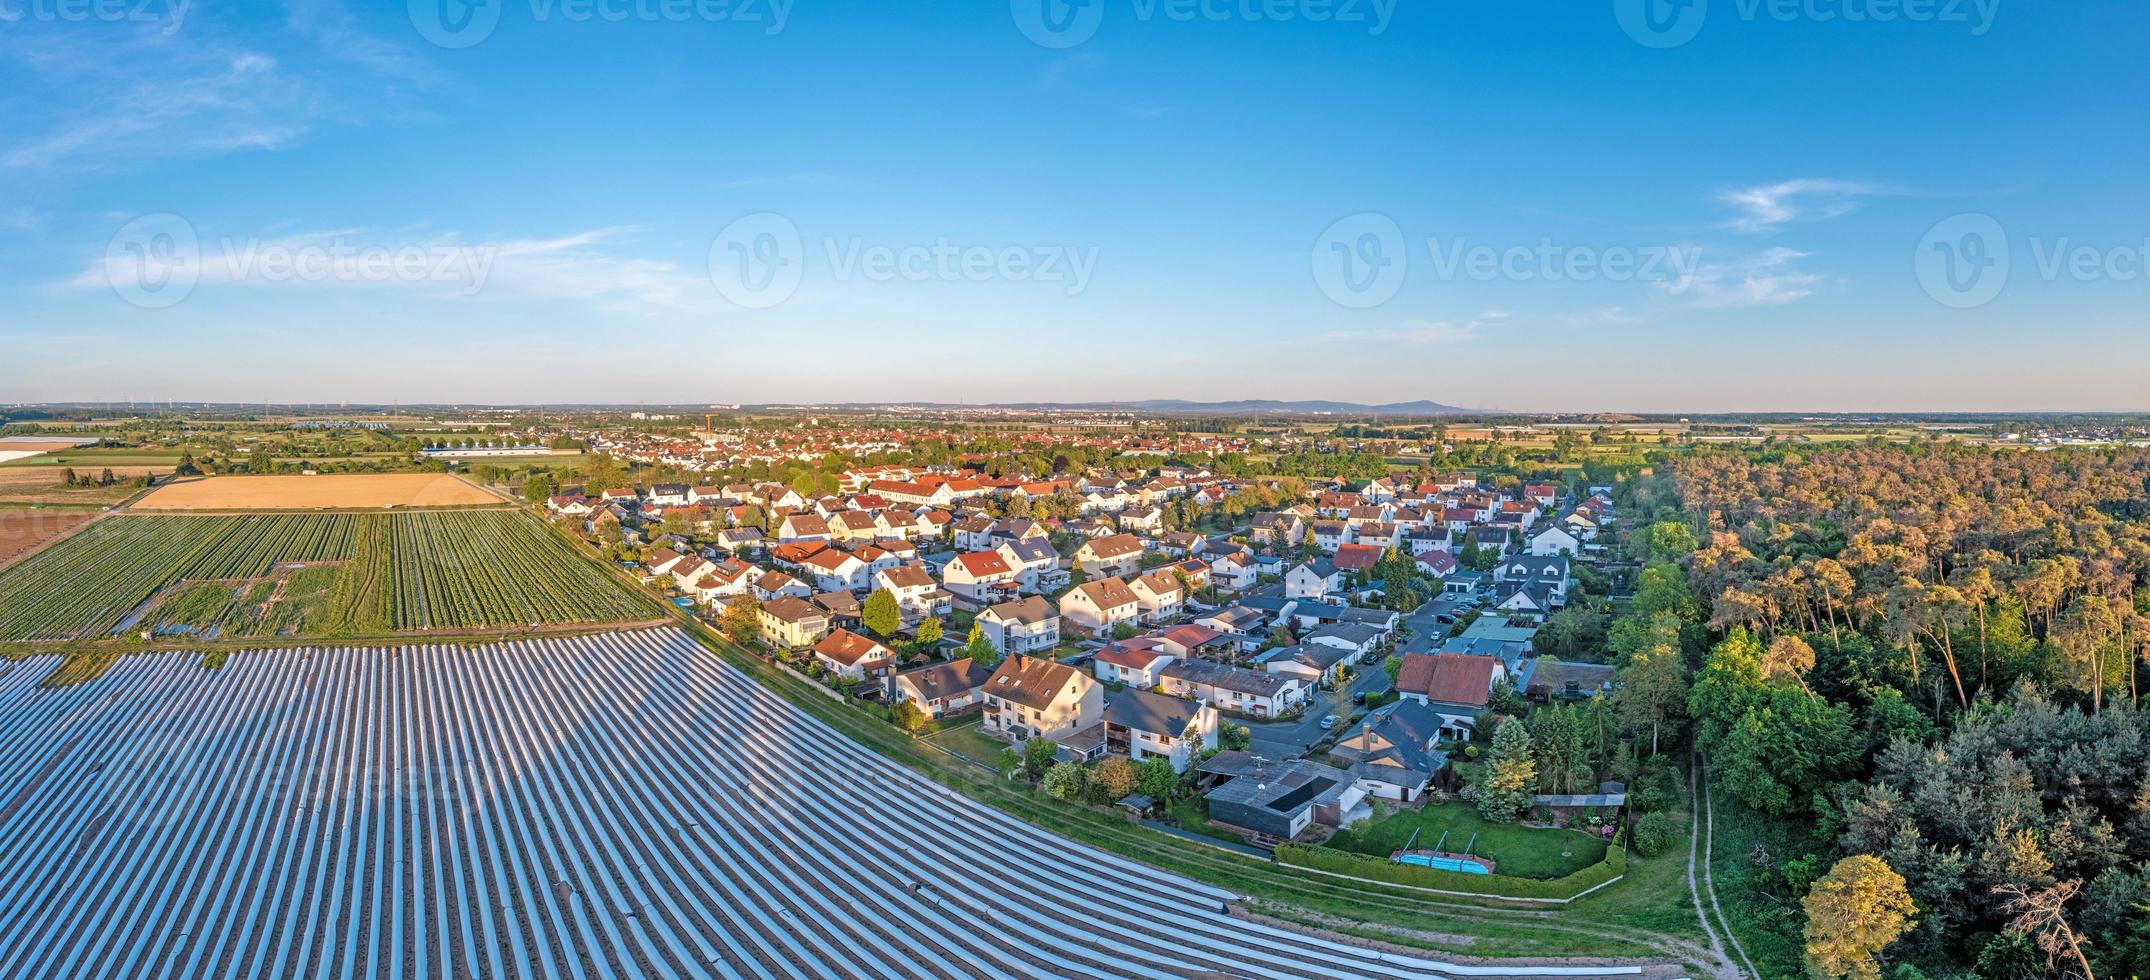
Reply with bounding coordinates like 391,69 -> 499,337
0,511 -> 662,643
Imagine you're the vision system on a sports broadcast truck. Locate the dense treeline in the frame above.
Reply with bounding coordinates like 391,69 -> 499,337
1652,446 -> 2150,979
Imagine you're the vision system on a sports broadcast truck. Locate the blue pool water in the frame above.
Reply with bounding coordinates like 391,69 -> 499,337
1394,853 -> 1490,874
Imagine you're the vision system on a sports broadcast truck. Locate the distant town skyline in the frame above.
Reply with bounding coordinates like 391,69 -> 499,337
3,3 -> 2143,411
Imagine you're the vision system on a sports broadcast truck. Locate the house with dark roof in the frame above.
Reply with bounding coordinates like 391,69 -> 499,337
1159,659 -> 1307,718
888,658 -> 995,718
1102,689 -> 1218,773
976,595 -> 1059,656
1285,558 -> 1342,600
1250,643 -> 1356,689
1330,700 -> 1449,802
1199,753 -> 1363,840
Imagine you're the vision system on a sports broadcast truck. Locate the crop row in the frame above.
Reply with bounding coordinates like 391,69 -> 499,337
0,512 -> 658,642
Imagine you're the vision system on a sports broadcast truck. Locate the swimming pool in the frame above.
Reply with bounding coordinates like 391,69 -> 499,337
1394,853 -> 1491,874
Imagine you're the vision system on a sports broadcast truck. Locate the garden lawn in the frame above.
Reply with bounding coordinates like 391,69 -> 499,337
1324,802 -> 1607,880
919,714 -> 1009,768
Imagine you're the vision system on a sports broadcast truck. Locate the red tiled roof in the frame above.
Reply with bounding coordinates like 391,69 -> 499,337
1396,653 -> 1498,707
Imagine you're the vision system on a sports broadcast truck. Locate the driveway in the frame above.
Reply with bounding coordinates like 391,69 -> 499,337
1244,663 -> 1393,760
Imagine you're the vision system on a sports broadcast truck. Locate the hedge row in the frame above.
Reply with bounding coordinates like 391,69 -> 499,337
1273,838 -> 1627,901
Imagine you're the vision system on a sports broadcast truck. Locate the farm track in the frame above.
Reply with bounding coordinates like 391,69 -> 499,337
0,629 -> 1648,979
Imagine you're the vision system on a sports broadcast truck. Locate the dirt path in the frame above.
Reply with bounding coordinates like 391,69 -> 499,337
1698,758 -> 1760,978
1685,755 -> 1750,980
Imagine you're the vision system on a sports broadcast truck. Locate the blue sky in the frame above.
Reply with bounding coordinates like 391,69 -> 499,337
2,0 -> 2143,412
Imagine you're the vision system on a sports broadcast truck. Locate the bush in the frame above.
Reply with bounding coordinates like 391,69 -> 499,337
1042,762 -> 1087,802
1630,812 -> 1679,857
1630,784 -> 1671,814
1090,756 -> 1139,801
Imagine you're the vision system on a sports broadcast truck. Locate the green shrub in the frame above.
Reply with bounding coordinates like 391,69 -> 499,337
1630,812 -> 1679,857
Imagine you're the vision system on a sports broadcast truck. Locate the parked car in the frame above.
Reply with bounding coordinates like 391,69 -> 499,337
1351,691 -> 1367,706
1318,714 -> 1338,730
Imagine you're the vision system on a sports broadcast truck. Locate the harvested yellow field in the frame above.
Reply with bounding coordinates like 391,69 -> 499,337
133,474 -> 504,511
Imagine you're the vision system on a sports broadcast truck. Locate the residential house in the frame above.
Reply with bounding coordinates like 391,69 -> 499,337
1284,558 -> 1343,600
1528,522 -> 1582,557
978,595 -> 1061,655
1203,545 -> 1259,592
1331,700 -> 1449,802
810,629 -> 896,682
1116,506 -> 1164,534
997,538 -> 1067,593
753,571 -> 812,601
1159,659 -> 1306,718
1092,638 -> 1176,688
1331,542 -> 1384,576
1393,653 -> 1506,737
942,550 -> 1022,605
1302,622 -> 1385,659
715,527 -> 765,553
1251,643 -> 1356,689
776,513 -> 832,543
981,655 -> 1105,745
1060,577 -> 1141,637
1310,520 -> 1351,553
888,659 -> 994,719
799,548 -> 871,594
1129,568 -> 1187,624
1201,754 -> 1363,840
1074,533 -> 1145,579
875,565 -> 950,625
1103,689 -> 1219,774
1249,512 -> 1305,549
757,596 -> 830,650
826,510 -> 890,544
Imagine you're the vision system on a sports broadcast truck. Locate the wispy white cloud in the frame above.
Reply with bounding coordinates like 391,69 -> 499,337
1,5 -> 441,176
1314,310 -> 1512,346
1718,178 -> 1881,233
1661,246 -> 1822,308
1557,306 -> 1640,328
69,226 -> 720,316
1,43 -> 311,172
